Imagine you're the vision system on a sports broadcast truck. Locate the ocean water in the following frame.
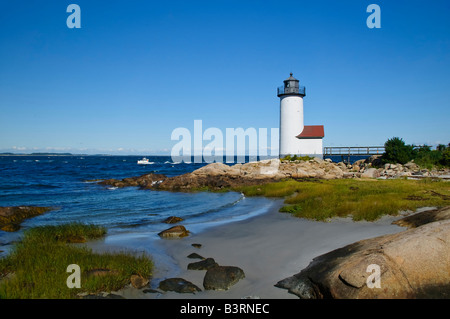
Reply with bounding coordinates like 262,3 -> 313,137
0,155 -> 369,254
0,155 -> 277,255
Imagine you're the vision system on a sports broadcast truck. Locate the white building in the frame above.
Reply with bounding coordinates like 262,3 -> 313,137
278,73 -> 324,158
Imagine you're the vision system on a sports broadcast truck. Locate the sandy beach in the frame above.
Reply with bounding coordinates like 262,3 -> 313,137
90,198 -> 418,299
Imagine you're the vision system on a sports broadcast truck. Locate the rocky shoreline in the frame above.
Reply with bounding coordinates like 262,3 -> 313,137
276,206 -> 450,298
0,206 -> 51,232
98,157 -> 450,192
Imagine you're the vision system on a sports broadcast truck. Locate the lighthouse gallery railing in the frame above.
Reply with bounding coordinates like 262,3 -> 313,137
277,86 -> 306,96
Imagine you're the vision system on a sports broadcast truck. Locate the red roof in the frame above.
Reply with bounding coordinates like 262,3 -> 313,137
296,125 -> 324,139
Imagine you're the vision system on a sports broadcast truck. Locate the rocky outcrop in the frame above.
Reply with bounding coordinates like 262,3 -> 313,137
393,206 -> 450,229
349,156 -> 449,179
275,206 -> 450,299
0,206 -> 51,232
98,173 -> 166,189
97,158 -> 450,192
203,266 -> 245,291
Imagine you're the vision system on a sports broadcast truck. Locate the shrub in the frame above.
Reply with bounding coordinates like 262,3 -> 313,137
382,137 -> 414,164
442,147 -> 450,166
413,146 -> 443,169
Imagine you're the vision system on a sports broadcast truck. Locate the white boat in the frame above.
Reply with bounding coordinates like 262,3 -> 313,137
137,157 -> 152,165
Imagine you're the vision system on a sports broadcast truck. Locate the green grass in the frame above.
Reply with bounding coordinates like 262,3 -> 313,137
234,178 -> 450,221
0,223 -> 153,299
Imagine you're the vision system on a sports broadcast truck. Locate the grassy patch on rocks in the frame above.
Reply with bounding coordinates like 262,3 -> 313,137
0,223 -> 153,299
235,178 -> 450,221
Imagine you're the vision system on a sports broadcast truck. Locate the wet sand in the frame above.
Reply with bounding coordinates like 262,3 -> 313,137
99,199 -> 414,299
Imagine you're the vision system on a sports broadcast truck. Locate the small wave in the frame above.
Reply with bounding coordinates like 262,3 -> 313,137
107,186 -> 118,190
189,193 -> 246,218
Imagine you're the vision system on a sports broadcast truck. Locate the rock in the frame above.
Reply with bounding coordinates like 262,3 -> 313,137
353,159 -> 366,167
312,157 -> 324,164
0,224 -> 20,232
393,206 -> 450,229
294,168 -> 310,179
276,207 -> 450,299
405,161 -> 419,171
97,159 -> 450,192
361,168 -> 380,178
0,206 -> 51,232
191,162 -> 232,176
203,266 -> 245,291
366,155 -> 383,167
188,258 -> 219,270
385,169 -> 395,176
192,243 -> 202,249
163,216 -> 184,224
130,274 -> 149,289
158,278 -> 202,293
158,225 -> 189,238
98,173 -> 167,189
187,253 -> 205,260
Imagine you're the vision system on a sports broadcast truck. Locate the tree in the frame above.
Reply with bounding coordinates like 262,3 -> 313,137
382,137 -> 414,164
442,148 -> 450,166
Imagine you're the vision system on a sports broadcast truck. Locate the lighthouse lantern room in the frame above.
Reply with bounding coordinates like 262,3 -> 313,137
278,73 -> 324,158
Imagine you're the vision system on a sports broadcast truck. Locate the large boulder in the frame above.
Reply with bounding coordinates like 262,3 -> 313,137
203,266 -> 245,291
130,275 -> 150,289
158,225 -> 190,238
158,278 -> 201,293
276,207 -> 450,299
361,168 -> 380,178
187,258 -> 219,270
191,162 -> 232,176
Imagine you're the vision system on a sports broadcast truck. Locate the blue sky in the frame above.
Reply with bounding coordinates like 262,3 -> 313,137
0,0 -> 449,155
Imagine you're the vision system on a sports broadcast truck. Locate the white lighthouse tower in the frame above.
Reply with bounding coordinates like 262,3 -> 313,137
278,73 -> 324,158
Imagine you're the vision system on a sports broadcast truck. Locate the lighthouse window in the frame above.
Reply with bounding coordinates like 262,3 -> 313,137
286,82 -> 290,88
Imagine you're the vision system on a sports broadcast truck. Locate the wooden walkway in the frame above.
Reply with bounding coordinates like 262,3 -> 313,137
323,146 -> 385,163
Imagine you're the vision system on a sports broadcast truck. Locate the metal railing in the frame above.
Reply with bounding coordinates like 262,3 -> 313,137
277,85 -> 306,96
323,146 -> 385,156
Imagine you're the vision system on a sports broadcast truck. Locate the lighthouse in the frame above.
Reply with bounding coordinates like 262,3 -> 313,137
278,73 -> 324,158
